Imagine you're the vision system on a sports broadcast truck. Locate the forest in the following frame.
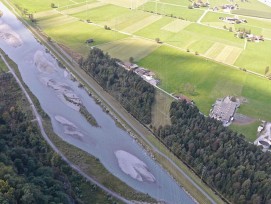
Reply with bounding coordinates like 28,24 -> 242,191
0,72 -> 118,203
80,48 -> 155,124
155,100 -> 271,203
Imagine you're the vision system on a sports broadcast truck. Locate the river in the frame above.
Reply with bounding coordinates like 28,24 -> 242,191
0,2 -> 195,204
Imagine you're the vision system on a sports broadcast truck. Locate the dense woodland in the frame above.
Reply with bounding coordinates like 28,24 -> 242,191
0,73 -> 118,204
155,100 -> 271,203
80,48 -> 155,124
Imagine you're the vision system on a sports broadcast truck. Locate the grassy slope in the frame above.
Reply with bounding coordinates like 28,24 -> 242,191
139,45 -> 271,122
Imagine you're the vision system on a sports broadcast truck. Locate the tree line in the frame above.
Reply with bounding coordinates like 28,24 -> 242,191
80,48 -> 155,124
154,100 -> 271,203
0,73 -> 118,203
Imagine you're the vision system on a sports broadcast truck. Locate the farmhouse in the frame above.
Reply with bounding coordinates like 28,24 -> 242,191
221,4 -> 238,11
118,62 -> 138,71
220,16 -> 247,24
209,96 -> 240,126
236,31 -> 264,42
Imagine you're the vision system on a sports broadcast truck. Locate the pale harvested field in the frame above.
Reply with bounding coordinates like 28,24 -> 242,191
34,10 -> 59,19
96,37 -> 160,61
122,15 -> 161,33
38,15 -> 78,29
161,19 -> 191,33
100,0 -> 147,8
61,2 -> 106,14
215,46 -> 243,65
204,42 -> 225,59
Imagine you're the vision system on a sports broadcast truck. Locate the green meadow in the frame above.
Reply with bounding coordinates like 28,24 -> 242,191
43,21 -> 128,57
139,1 -> 204,22
10,0 -> 77,12
139,46 -> 271,122
71,4 -> 130,23
235,40 -> 271,74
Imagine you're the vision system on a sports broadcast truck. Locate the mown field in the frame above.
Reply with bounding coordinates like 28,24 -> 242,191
96,37 -> 160,62
139,1 -> 204,22
10,0 -> 88,12
139,46 -> 271,122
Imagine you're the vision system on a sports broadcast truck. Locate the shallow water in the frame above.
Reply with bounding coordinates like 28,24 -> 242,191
0,3 -> 195,204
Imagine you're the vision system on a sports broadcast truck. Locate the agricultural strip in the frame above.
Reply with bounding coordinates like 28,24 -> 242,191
139,45 -> 271,122
34,10 -> 59,19
215,45 -> 243,65
43,21 -> 128,57
71,4 -> 130,23
122,15 -> 161,33
100,0 -> 147,8
139,2 -> 204,22
104,10 -> 152,30
10,0 -> 74,12
161,19 -> 191,33
204,42 -> 226,59
234,40 -> 271,74
232,9 -> 271,19
61,2 -> 106,15
96,37 -> 160,62
37,15 -> 78,29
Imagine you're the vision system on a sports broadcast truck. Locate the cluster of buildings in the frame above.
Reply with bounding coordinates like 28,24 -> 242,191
219,16 -> 247,24
236,31 -> 264,42
118,62 -> 159,86
191,0 -> 210,8
209,96 -> 240,126
221,4 -> 238,11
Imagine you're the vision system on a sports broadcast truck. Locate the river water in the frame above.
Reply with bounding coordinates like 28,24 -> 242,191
0,3 -> 195,204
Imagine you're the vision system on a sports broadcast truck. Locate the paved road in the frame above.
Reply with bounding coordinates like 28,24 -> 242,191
4,1 -> 218,203
0,52 -> 133,204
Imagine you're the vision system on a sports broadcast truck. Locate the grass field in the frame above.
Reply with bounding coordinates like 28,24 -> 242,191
71,4 -> 130,23
43,21 -> 128,57
96,37 -> 160,62
139,1 -> 204,22
122,15 -> 161,33
161,19 -> 191,33
234,40 -> 271,74
158,0 -> 190,6
61,2 -> 106,15
10,0 -> 75,12
104,10 -> 152,30
37,14 -> 78,29
139,46 -> 271,122
232,9 -> 271,19
230,121 -> 261,142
